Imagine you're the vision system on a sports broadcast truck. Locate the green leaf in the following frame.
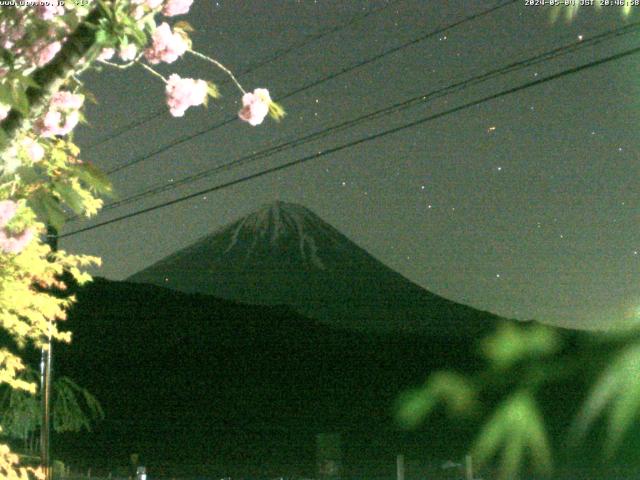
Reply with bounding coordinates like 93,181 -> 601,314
207,81 -> 220,99
53,376 -> 104,433
53,182 -> 85,215
395,371 -> 476,429
481,322 -> 560,370
471,391 -> 552,480
14,166 -> 40,184
97,0 -> 115,20
27,190 -> 66,231
0,129 -> 7,152
119,33 -> 129,49
0,366 -> 104,441
565,4 -> 580,21
395,387 -> 438,430
143,14 -> 156,33
95,29 -> 111,45
269,101 -> 286,122
69,162 -> 113,197
10,83 -> 29,116
125,26 -> 147,47
49,147 -> 67,165
0,84 -> 12,106
15,74 -> 40,89
174,20 -> 195,33
571,338 -> 640,456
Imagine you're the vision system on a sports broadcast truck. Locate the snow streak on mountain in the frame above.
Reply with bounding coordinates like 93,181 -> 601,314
128,201 -> 501,336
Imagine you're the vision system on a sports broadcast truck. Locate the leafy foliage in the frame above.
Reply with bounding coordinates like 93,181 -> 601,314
395,371 -> 476,429
0,366 -> 104,443
0,0 -> 284,476
571,334 -> 640,456
471,391 -> 552,480
550,2 -> 633,22
396,321 -> 640,479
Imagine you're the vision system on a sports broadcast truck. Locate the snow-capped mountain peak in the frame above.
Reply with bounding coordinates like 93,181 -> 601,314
224,201 -> 337,269
128,201 -> 501,336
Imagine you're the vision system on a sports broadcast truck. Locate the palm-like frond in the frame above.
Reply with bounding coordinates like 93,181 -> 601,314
550,2 -> 631,23
471,391 -> 552,480
53,376 -> 104,433
570,338 -> 640,456
0,365 -> 103,442
395,371 -> 476,429
481,322 -> 560,371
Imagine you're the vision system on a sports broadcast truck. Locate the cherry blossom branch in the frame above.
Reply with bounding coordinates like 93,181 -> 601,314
97,52 -> 145,70
0,6 -> 105,147
187,49 -> 246,95
98,59 -> 127,69
98,59 -> 135,69
138,62 -> 168,83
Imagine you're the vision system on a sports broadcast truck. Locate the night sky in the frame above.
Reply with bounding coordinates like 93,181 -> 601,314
61,1 -> 640,329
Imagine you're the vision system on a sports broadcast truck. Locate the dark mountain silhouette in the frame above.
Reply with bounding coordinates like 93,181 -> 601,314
48,278 -> 610,479
128,201 -> 503,337
54,278 -> 488,476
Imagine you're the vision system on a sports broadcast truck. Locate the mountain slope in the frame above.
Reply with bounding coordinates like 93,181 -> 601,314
128,201 -> 502,337
54,278 -> 486,475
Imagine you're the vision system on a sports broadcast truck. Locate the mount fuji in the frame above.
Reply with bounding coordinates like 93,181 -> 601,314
128,201 -> 504,337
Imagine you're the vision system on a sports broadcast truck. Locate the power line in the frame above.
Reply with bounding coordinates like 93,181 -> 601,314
82,0 -> 404,151
74,22 -> 640,218
103,0 -> 519,175
60,44 -> 640,239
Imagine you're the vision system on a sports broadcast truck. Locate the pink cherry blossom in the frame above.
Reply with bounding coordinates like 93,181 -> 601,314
0,18 -> 25,49
34,92 -> 83,137
51,91 -> 84,110
35,110 -> 79,138
144,23 -> 188,64
0,227 -> 34,254
33,40 -> 62,67
98,47 -> 115,61
60,110 -> 80,134
132,5 -> 145,19
0,200 -> 33,254
21,138 -> 45,162
165,74 -> 208,117
119,43 -> 138,61
238,88 -> 271,126
162,0 -> 194,16
35,110 -> 62,137
35,4 -> 65,20
0,201 -> 17,227
0,103 -> 9,122
146,0 -> 164,7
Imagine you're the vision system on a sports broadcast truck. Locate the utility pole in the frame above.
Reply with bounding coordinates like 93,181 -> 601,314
464,454 -> 473,480
40,224 -> 57,480
396,454 -> 405,480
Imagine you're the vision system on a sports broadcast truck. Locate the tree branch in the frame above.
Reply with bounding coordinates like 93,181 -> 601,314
0,7 -> 104,145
